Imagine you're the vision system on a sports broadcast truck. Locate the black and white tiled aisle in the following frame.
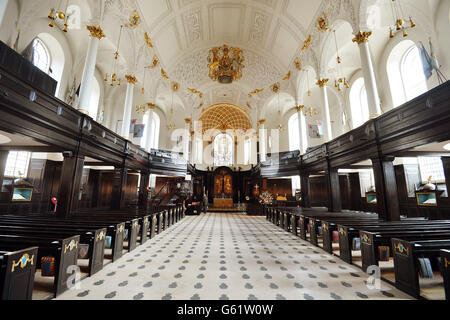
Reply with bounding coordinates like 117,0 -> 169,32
56,213 -> 413,300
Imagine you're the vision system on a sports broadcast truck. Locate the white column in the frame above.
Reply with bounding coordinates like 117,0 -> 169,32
121,76 -> 137,139
183,118 -> 191,161
296,106 -> 308,154
318,79 -> 332,141
78,26 -> 105,115
258,119 -> 267,162
353,31 -> 382,118
146,109 -> 155,151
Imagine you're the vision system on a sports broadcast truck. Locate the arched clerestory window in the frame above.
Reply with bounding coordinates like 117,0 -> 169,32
387,41 -> 428,108
31,38 -> 51,74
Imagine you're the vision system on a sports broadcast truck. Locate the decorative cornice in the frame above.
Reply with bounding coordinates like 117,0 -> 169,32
316,78 -> 329,88
258,119 -> 266,125
125,75 -> 138,84
352,31 -> 372,44
86,25 -> 106,40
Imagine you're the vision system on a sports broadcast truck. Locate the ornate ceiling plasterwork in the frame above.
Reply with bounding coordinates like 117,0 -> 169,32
199,103 -> 252,133
170,47 -> 283,89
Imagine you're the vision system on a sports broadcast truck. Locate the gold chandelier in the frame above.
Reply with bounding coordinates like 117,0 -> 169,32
389,0 -> 416,38
207,45 -> 245,84
48,0 -> 71,32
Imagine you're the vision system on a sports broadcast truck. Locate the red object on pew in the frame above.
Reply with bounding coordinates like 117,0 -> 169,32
51,197 -> 58,212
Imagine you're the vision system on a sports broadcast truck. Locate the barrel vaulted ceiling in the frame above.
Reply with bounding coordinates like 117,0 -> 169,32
132,0 -> 325,114
20,0 -> 434,126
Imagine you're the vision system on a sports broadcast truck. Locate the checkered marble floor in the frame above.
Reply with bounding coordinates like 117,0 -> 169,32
56,213 -> 413,300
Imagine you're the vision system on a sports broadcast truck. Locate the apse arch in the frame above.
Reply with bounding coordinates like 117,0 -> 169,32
199,104 -> 252,133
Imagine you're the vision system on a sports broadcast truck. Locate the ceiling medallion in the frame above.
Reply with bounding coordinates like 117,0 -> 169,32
207,45 -> 245,84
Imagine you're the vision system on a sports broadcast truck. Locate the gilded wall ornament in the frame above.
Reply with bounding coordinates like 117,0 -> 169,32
352,31 -> 372,44
87,25 -> 106,40
125,74 -> 138,84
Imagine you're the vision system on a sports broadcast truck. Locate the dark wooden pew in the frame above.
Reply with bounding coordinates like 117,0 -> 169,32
337,221 -> 450,264
392,239 -> 450,299
0,216 -> 125,263
0,224 -> 105,276
0,234 -> 80,297
67,216 -> 139,253
360,228 -> 450,271
74,211 -> 151,245
0,246 -> 38,300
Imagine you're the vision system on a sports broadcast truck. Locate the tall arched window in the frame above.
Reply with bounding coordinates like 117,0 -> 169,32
31,38 -> 50,74
388,41 -> 428,108
400,45 -> 428,101
350,77 -> 369,128
288,113 -> 300,151
214,133 -> 233,167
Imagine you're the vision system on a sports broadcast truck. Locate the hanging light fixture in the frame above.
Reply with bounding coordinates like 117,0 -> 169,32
207,45 -> 245,84
167,82 -> 179,131
104,25 -> 123,87
332,30 -> 350,92
389,0 -> 416,39
306,70 -> 311,97
48,0 -> 70,32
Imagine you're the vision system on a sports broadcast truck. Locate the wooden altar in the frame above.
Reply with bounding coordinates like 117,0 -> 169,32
213,198 -> 234,208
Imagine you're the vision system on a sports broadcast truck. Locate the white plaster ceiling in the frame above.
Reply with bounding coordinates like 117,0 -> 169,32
133,0 -> 324,113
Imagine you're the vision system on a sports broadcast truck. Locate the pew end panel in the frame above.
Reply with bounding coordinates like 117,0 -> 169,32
89,229 -> 106,276
291,215 -> 297,236
360,231 -> 377,272
392,238 -> 420,299
322,221 -> 332,254
140,216 -> 149,244
150,215 -> 157,239
111,223 -> 125,262
0,247 -> 38,300
338,225 -> 353,264
55,235 -> 80,297
299,216 -> 307,240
